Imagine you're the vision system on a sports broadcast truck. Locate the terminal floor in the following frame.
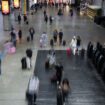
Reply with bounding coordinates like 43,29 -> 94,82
35,50 -> 105,105
0,6 -> 105,105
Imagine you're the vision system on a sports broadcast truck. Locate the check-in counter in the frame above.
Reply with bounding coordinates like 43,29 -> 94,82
87,5 -> 102,19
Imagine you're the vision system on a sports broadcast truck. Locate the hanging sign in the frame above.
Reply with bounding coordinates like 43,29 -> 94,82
1,0 -> 10,15
13,0 -> 20,9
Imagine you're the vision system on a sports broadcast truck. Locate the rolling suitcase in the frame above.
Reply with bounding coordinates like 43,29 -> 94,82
21,57 -> 27,69
66,48 -> 71,56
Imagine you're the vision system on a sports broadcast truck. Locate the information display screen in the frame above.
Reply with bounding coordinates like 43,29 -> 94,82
1,0 -> 10,15
13,0 -> 20,9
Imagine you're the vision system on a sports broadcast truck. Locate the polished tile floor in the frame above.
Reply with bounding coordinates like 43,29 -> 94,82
0,6 -> 105,105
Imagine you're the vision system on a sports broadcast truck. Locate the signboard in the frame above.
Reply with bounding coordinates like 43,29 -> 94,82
13,0 -> 20,9
1,0 -> 10,15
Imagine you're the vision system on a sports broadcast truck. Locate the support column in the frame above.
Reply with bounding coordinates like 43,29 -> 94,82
21,0 -> 26,15
21,0 -> 29,15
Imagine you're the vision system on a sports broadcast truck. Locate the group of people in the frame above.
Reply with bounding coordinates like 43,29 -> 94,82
9,26 -> 35,47
43,10 -> 54,24
50,29 -> 64,47
3,28 -> 22,54
18,14 -> 28,25
45,49 -> 70,105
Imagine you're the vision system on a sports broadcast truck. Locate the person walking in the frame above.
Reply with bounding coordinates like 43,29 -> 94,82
10,29 -> 17,47
41,32 -> 48,47
61,78 -> 70,104
45,14 -> 48,23
53,29 -> 58,43
26,75 -> 40,105
23,14 -> 27,23
49,16 -> 53,25
18,29 -> 22,43
59,29 -> 63,45
29,27 -> 35,41
43,10 -> 46,18
55,62 -> 63,85
70,36 -> 77,55
18,14 -> 21,24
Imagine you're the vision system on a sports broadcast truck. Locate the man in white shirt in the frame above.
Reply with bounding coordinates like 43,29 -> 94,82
26,75 -> 40,104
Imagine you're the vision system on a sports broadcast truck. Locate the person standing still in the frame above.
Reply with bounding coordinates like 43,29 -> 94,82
29,27 -> 35,41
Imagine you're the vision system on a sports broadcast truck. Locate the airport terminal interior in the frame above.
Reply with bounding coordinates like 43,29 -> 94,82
0,0 -> 105,105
